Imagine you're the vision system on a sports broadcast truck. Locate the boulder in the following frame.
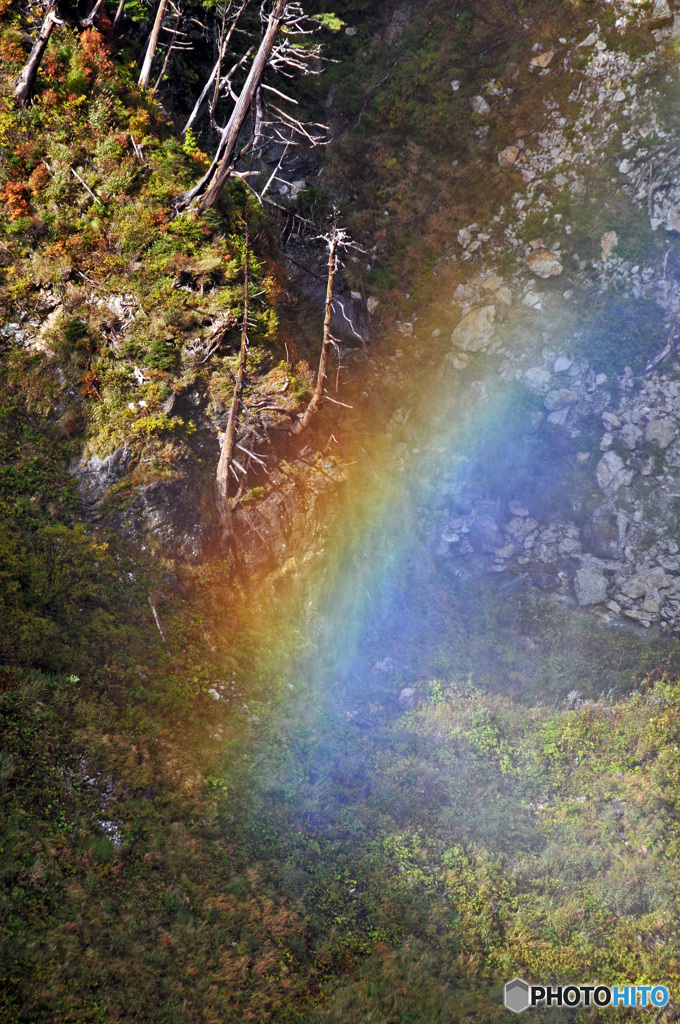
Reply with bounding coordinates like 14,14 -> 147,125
469,95 -> 491,115
498,146 -> 520,167
469,511 -> 502,552
397,687 -> 423,710
645,417 -> 676,449
601,231 -> 618,260
595,451 -> 634,493
544,389 -> 577,412
602,411 -> 621,430
574,568 -> 608,606
525,367 -> 552,389
581,518 -> 621,559
621,569 -> 675,599
529,49 -> 556,68
667,207 -> 680,233
525,249 -> 563,278
450,305 -> 496,352
554,356 -> 572,373
619,423 -> 643,450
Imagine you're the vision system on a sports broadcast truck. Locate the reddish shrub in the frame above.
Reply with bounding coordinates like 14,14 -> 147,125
1,181 -> 30,219
28,164 -> 49,195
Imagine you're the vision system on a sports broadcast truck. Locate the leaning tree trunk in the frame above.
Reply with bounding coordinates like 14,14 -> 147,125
138,0 -> 169,91
14,4 -> 62,107
110,0 -> 125,38
215,229 -> 250,554
81,0 -> 105,28
176,0 -> 286,212
291,227 -> 339,435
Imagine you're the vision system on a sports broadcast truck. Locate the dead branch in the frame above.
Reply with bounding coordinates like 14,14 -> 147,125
215,226 -> 250,554
14,3 -> 63,107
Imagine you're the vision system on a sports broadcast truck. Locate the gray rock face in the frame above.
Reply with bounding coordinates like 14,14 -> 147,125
72,447 -> 131,516
575,567 -> 608,606
645,417 -> 676,449
595,451 -> 634,493
71,441 -> 219,563
450,306 -> 496,352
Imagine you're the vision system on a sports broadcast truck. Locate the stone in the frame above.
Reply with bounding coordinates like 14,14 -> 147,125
608,600 -> 621,614
548,408 -> 570,426
574,567 -> 608,606
525,367 -> 552,389
457,228 -> 472,247
508,500 -> 529,517
554,173 -> 568,186
470,95 -> 491,115
526,249 -> 562,278
602,411 -> 621,430
582,518 -> 621,559
559,537 -> 582,555
618,159 -> 633,174
667,207 -> 680,233
367,296 -> 380,314
397,687 -> 423,710
645,417 -> 675,449
451,80 -> 460,91
554,356 -> 572,373
495,543 -> 516,559
495,287 -> 513,305
601,231 -> 618,260
451,305 -> 496,352
530,49 -> 555,68
441,527 -> 460,544
595,451 -> 634,493
498,145 -> 520,167
621,569 -> 675,599
579,30 -> 599,47
481,274 -> 503,292
619,423 -> 643,450
612,89 -> 626,103
544,389 -> 577,412
470,512 -> 502,552
523,291 -> 542,310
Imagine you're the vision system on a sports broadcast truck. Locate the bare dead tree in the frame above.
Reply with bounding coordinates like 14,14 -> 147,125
215,226 -> 250,553
176,0 -> 286,210
183,6 -> 250,136
138,0 -> 170,90
14,2 -> 63,107
175,0 -> 326,213
291,221 -> 349,435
